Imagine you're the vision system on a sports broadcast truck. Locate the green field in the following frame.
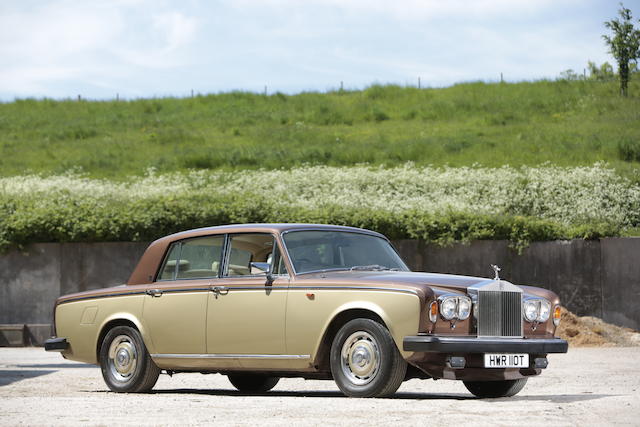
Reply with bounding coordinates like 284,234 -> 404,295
1,80 -> 639,179
1,79 -> 639,248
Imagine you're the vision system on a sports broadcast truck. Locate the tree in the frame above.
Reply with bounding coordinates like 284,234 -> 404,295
603,3 -> 640,96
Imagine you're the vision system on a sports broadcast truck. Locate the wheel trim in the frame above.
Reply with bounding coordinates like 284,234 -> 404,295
108,335 -> 138,382
340,331 -> 380,386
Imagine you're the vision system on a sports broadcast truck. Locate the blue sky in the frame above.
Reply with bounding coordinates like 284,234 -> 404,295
0,0 -> 637,100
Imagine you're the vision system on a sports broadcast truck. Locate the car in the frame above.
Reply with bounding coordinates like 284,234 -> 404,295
45,223 -> 568,398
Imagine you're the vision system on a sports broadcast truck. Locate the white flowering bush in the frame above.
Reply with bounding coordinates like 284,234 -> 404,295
0,164 -> 638,250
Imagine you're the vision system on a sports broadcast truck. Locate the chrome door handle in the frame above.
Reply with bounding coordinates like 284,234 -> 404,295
211,286 -> 229,299
145,289 -> 163,297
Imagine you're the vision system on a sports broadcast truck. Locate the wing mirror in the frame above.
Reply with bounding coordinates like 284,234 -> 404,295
250,262 -> 274,285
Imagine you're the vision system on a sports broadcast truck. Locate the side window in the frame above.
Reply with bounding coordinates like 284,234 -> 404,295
158,243 -> 181,280
157,235 -> 224,281
271,243 -> 288,275
223,233 -> 275,277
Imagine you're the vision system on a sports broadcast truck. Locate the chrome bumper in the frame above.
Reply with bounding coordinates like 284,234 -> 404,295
403,336 -> 568,354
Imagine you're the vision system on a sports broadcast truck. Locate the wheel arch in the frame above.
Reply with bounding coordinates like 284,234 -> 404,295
313,304 -> 393,372
95,314 -> 148,361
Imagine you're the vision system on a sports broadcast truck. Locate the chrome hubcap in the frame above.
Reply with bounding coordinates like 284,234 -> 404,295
108,335 -> 138,382
341,331 -> 380,385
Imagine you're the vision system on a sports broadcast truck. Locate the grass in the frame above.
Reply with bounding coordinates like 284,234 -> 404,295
1,80 -> 639,179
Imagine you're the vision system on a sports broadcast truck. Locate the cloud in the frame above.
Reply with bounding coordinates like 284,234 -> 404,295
230,0 -> 564,21
0,1 -> 199,97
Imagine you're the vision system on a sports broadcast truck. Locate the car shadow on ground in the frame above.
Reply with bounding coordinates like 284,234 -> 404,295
143,388 -> 475,400
95,388 -> 613,403
0,369 -> 56,387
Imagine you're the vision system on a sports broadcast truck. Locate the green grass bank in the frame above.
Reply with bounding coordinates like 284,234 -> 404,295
1,80 -> 639,179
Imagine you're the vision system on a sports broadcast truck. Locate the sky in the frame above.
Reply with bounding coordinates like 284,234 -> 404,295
0,0 -> 637,100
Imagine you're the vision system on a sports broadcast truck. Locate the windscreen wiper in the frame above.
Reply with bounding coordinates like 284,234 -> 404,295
349,264 -> 397,271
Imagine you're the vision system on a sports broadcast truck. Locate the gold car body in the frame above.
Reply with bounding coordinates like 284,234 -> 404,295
51,224 -> 565,381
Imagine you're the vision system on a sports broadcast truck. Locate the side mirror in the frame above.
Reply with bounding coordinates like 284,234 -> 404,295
250,262 -> 274,286
250,262 -> 271,275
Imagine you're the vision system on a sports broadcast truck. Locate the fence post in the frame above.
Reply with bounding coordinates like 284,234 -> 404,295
418,77 -> 421,89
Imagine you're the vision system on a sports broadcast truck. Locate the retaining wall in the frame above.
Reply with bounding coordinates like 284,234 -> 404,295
1,238 -> 638,345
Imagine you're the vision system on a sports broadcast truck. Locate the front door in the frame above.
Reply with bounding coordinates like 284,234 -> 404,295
206,233 -> 289,369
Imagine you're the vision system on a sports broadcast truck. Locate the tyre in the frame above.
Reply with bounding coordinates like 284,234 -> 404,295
463,378 -> 528,398
330,318 -> 407,398
227,374 -> 280,393
99,325 -> 160,393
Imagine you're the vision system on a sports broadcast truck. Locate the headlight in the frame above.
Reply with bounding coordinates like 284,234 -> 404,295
523,298 -> 552,323
538,300 -> 551,322
523,300 -> 538,322
439,296 -> 472,321
457,297 -> 471,320
441,297 -> 457,320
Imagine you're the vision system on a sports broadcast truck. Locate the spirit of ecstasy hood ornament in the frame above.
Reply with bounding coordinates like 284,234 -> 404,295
491,264 -> 501,280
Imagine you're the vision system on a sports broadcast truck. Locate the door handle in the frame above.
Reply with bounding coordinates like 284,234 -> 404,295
210,286 -> 229,299
145,289 -> 163,297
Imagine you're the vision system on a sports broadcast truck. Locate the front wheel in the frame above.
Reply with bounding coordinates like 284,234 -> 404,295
463,378 -> 528,398
330,318 -> 407,398
227,374 -> 280,393
99,325 -> 160,393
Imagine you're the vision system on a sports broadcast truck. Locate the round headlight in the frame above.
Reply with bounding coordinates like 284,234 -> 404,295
440,297 -> 457,320
523,300 -> 539,322
457,297 -> 471,320
537,300 -> 551,322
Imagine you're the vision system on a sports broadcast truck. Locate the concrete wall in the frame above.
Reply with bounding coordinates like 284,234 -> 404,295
1,238 -> 638,345
0,242 -> 148,345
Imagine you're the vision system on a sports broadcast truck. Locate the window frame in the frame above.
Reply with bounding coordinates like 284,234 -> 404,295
279,228 -> 409,276
154,234 -> 226,282
221,232 -> 290,278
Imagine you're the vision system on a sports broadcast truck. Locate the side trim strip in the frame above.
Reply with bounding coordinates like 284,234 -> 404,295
57,291 -> 147,305
293,286 -> 419,295
58,285 -> 417,304
151,353 -> 311,359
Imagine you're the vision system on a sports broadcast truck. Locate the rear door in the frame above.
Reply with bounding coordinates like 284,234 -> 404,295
143,235 -> 224,355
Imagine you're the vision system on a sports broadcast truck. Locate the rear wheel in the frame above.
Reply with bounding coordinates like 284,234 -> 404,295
463,378 -> 528,398
99,325 -> 160,393
227,374 -> 280,393
330,318 -> 406,398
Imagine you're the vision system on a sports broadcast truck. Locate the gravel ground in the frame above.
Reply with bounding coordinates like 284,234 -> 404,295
0,347 -> 638,426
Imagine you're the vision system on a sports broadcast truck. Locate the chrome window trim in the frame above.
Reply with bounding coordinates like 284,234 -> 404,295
220,232 -> 290,278
155,235 -> 226,282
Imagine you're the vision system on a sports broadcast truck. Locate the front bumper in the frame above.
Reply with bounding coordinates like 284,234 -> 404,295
44,337 -> 69,352
403,335 -> 568,354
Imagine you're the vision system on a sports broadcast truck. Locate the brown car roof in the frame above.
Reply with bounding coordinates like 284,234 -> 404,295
127,223 -> 385,285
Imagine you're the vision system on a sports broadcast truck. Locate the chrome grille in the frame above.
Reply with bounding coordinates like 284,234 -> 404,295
477,290 -> 523,337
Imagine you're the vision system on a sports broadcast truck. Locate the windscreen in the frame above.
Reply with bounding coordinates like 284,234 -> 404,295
282,230 -> 409,274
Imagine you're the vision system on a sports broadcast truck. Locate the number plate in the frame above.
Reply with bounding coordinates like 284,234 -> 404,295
484,353 -> 529,368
